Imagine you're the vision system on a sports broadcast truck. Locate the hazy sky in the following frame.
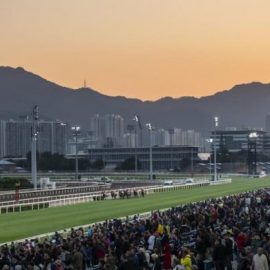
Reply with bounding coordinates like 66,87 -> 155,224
1,0 -> 270,100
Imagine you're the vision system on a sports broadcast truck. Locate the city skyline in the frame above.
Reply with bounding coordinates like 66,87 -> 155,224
2,1 -> 270,100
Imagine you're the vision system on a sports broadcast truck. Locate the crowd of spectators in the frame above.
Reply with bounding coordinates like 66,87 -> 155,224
2,188 -> 270,270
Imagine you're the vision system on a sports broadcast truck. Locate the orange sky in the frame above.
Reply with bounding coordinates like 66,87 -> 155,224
1,0 -> 270,100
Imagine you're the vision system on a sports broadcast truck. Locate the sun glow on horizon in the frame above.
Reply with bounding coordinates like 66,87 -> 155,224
1,0 -> 270,100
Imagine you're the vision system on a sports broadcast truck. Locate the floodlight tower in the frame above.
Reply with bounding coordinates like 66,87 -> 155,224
72,126 -> 81,180
133,116 -> 139,172
146,123 -> 153,180
214,116 -> 219,181
31,105 -> 39,190
248,132 -> 258,176
206,138 -> 213,180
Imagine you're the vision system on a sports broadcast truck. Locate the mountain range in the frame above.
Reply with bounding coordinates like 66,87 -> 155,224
0,66 -> 269,135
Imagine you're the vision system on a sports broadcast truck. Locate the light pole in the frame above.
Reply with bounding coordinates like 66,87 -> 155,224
214,116 -> 219,181
31,105 -> 39,190
168,129 -> 174,171
127,124 -> 134,158
191,147 -> 194,177
72,126 -> 80,180
206,138 -> 213,180
146,123 -> 153,180
133,116 -> 139,172
248,132 -> 258,176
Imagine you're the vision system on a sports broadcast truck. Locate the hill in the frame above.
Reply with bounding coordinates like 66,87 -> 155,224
0,66 -> 269,134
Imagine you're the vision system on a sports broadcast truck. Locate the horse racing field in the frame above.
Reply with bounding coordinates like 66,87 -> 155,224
1,177 -> 270,243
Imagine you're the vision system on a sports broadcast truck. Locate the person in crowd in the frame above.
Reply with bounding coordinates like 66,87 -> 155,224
163,243 -> 171,270
151,253 -> 161,270
180,249 -> 192,270
73,246 -> 84,270
223,231 -> 234,270
212,238 -> 226,270
252,247 -> 269,270
3,188 -> 270,270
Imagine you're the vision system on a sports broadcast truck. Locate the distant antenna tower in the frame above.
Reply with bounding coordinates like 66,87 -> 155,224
83,79 -> 87,88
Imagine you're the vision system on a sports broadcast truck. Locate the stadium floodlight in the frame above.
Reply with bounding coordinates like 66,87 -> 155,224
206,138 -> 213,180
146,123 -> 153,180
249,132 -> 258,139
214,116 -> 219,127
132,116 -> 139,172
31,105 -> 39,190
72,126 -> 81,180
213,117 -> 219,181
133,115 -> 139,123
248,132 -> 258,176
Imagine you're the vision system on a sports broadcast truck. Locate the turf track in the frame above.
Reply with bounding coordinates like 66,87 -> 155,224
1,177 -> 270,243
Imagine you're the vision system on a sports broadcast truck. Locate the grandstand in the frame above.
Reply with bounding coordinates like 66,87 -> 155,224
1,181 -> 270,270
1,177 -> 270,270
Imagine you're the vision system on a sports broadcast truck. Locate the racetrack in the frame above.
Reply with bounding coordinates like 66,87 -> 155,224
1,176 -> 270,243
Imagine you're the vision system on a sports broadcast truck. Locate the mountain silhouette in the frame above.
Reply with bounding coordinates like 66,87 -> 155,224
0,66 -> 269,135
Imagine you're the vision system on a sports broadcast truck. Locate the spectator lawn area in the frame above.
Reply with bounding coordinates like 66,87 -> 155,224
1,176 -> 270,243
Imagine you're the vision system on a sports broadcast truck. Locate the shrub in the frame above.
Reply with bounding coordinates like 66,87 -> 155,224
0,177 -> 32,190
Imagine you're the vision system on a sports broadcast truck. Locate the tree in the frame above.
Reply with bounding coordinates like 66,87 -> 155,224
180,157 -> 190,171
19,151 -> 91,171
92,159 -> 105,170
0,177 -> 32,190
116,156 -> 141,171
78,158 -> 91,170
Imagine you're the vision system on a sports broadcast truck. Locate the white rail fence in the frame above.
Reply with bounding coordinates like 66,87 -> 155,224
0,179 -> 232,215
1,179 -> 233,246
0,179 -> 232,245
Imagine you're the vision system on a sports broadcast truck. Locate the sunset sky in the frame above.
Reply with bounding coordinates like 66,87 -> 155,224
1,0 -> 270,100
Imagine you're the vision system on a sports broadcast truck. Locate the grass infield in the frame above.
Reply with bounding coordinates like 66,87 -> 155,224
1,176 -> 270,243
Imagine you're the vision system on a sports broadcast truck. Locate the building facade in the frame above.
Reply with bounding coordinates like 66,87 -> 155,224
87,145 -> 198,171
152,128 -> 204,148
211,129 -> 266,153
0,121 -> 5,158
38,121 -> 68,154
90,114 -> 105,145
266,114 -> 270,132
3,120 -> 32,158
90,114 -> 124,147
0,119 -> 68,158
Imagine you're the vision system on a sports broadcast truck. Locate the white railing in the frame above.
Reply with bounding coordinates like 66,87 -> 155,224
0,183 -> 109,196
1,180 -> 228,245
0,181 -> 194,207
209,178 -> 232,185
0,181 -> 212,214
0,189 -> 116,206
0,185 -> 161,213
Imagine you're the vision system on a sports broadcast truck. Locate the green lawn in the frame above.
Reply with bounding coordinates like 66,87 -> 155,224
1,177 -> 270,243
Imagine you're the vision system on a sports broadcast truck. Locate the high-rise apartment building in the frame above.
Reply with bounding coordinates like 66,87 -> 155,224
170,128 -> 182,145
38,121 -> 68,154
124,125 -> 136,147
155,129 -> 170,146
3,120 -> 32,158
181,130 -> 202,147
104,114 -> 124,146
153,128 -> 203,148
90,114 -> 105,144
90,114 -> 124,147
53,121 -> 68,154
0,120 -> 6,158
266,114 -> 270,132
0,119 -> 68,158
